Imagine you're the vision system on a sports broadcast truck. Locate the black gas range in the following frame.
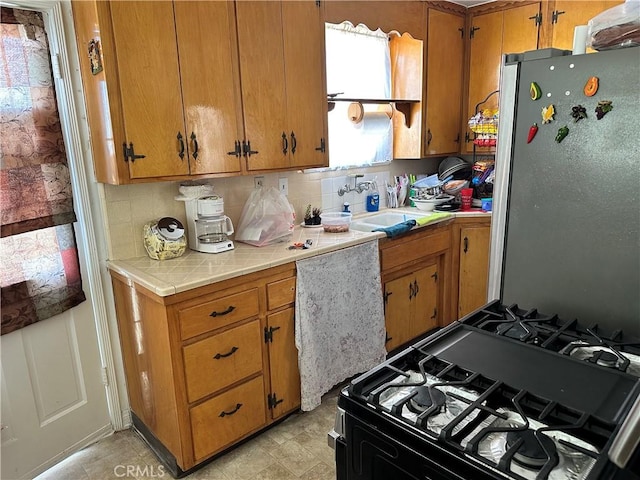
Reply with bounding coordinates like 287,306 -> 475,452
329,300 -> 640,480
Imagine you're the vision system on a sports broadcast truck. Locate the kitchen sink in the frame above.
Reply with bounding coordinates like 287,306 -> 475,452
351,211 -> 428,232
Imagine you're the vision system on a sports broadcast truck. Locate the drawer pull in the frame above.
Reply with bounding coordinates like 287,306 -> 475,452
209,305 -> 236,317
213,346 -> 238,360
219,403 -> 243,418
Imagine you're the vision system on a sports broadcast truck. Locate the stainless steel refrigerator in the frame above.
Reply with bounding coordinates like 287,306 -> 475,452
488,46 -> 640,337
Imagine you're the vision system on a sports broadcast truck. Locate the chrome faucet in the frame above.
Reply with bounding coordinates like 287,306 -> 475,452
338,174 -> 374,196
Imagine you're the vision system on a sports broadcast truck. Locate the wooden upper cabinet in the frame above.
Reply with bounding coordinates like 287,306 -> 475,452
465,3 -> 541,153
174,1 -> 244,176
73,1 -> 244,183
236,1 -> 327,172
502,3 -> 541,54
73,0 -> 325,183
425,9 -> 465,156
465,10 -> 503,153
109,1 -> 189,179
282,1 -> 328,169
549,1 -> 625,50
390,33 -> 424,159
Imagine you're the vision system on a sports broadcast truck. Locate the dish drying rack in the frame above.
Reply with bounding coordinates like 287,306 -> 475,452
468,90 -> 499,152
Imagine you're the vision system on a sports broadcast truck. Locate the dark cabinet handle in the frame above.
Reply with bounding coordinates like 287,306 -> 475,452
290,131 -> 297,154
431,308 -> 437,320
213,346 -> 238,360
464,237 -> 469,253
190,132 -> 198,160
282,132 -> 288,154
315,137 -> 325,153
177,132 -> 185,160
227,141 -> 241,157
427,129 -> 432,146
219,403 -> 242,418
243,140 -> 258,157
413,280 -> 419,296
209,305 -> 235,317
409,282 -> 414,300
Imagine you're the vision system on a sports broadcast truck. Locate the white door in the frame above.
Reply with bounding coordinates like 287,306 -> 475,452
1,2 -> 114,478
1,272 -> 111,479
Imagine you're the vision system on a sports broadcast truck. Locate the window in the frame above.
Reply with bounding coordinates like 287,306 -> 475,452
325,22 -> 393,169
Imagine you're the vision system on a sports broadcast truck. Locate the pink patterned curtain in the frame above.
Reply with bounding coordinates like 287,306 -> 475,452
0,7 -> 86,335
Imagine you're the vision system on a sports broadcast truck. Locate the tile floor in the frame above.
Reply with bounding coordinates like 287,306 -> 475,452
35,389 -> 340,480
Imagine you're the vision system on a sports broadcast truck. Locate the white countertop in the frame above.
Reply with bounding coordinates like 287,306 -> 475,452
108,208 -> 489,297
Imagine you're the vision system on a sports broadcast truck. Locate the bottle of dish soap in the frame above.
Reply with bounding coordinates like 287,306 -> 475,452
366,178 -> 380,212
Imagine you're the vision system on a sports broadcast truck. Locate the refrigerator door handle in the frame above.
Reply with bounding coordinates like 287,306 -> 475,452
488,60 -> 519,301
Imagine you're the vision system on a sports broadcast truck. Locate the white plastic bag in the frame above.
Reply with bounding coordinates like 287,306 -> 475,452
235,186 -> 295,247
587,0 -> 640,50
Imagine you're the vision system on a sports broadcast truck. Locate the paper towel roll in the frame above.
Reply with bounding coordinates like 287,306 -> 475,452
573,25 -> 588,55
358,111 -> 393,161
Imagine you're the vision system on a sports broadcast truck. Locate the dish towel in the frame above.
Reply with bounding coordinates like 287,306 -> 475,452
416,212 -> 452,226
295,241 -> 386,411
373,220 -> 416,238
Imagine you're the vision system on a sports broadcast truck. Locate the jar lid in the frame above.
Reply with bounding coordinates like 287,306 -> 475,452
157,217 -> 184,240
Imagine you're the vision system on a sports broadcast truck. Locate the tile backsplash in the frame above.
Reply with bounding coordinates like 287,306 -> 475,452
103,159 -> 440,260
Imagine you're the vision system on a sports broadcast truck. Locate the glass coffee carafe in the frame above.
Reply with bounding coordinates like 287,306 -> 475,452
195,215 -> 234,245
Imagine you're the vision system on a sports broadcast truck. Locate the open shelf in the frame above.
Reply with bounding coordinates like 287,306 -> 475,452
327,98 -> 420,127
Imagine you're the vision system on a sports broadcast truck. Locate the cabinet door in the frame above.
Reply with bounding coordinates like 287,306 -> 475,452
390,33 -> 424,159
282,1 -> 328,169
384,274 -> 414,351
458,225 -> 490,318
411,264 -> 439,338
502,3 -> 541,55
551,1 -> 624,50
109,1 -> 189,178
236,1 -> 289,171
425,9 -> 464,156
266,308 -> 300,420
465,4 -> 541,153
465,11 -> 503,153
174,1 -> 244,175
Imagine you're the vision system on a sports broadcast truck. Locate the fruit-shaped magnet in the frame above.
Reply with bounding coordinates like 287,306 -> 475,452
530,82 -> 542,100
542,104 -> 555,124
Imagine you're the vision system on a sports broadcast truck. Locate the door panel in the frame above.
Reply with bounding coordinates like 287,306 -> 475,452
1,306 -> 110,479
459,226 -> 491,317
426,10 -> 464,155
267,308 -> 301,419
236,1 -> 289,171
283,1 -> 328,168
384,275 -> 413,351
412,264 -> 439,337
466,11 -> 503,153
109,1 -> 189,178
174,1 -> 244,175
502,3 -> 540,55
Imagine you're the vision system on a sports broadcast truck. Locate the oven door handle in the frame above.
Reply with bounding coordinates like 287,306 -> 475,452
608,392 -> 640,468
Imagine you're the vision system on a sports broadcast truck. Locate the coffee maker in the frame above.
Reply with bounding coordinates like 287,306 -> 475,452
180,194 -> 235,254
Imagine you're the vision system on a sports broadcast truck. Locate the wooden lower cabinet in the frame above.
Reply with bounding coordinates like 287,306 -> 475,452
450,216 -> 492,322
384,262 -> 439,351
379,221 -> 452,352
109,263 -> 299,474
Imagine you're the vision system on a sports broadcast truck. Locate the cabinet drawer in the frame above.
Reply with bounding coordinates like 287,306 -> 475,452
381,228 -> 451,272
183,320 -> 263,403
266,277 -> 296,310
190,376 -> 266,462
179,288 -> 259,340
